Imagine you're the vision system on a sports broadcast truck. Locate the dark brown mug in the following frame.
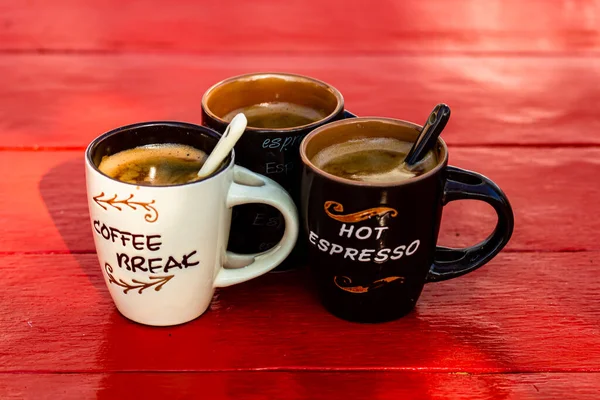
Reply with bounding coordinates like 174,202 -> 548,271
202,72 -> 351,270
300,117 -> 514,322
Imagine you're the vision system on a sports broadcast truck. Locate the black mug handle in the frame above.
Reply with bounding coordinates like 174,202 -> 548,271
344,110 -> 358,118
427,166 -> 514,282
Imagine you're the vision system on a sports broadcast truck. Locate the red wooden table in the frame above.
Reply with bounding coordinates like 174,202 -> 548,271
1,1 -> 600,398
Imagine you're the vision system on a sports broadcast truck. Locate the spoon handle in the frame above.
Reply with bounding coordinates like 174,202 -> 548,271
404,104 -> 451,166
197,113 -> 247,178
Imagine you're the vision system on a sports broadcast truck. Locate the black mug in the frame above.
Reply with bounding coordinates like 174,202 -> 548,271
300,117 -> 514,322
202,72 -> 350,270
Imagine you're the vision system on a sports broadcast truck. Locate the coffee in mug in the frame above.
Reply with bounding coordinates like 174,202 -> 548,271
85,121 -> 299,326
97,144 -> 210,186
300,117 -> 514,323
202,72 -> 352,270
223,102 -> 328,129
312,137 -> 437,183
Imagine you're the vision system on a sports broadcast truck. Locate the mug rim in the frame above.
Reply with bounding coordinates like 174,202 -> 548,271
300,117 -> 449,188
85,120 -> 234,188
201,72 -> 345,133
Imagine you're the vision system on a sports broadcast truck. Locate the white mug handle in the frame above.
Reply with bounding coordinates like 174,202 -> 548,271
214,165 -> 299,287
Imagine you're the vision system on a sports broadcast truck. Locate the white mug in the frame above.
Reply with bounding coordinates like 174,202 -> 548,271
85,122 -> 299,326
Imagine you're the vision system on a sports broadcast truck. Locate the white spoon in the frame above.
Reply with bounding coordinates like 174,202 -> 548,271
197,113 -> 247,179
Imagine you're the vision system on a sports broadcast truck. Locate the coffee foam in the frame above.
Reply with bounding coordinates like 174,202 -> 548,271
312,137 -> 437,183
312,137 -> 413,169
223,102 -> 327,124
98,144 -> 207,178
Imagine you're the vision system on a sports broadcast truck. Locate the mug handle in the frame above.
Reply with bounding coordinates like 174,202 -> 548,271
214,165 -> 299,287
427,166 -> 514,282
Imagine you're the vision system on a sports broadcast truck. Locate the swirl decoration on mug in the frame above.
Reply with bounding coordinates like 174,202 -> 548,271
334,275 -> 405,293
93,192 -> 159,223
324,201 -> 398,223
104,263 -> 174,294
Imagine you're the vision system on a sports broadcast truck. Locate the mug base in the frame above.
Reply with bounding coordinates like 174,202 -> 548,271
114,306 -> 207,327
320,299 -> 418,323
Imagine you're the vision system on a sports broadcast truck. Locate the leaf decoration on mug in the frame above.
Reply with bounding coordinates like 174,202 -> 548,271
93,192 -> 158,223
104,263 -> 174,294
334,275 -> 405,293
324,201 -> 397,223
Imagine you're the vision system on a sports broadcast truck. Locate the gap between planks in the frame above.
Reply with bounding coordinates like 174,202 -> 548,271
2,368 -> 600,375
0,249 -> 598,256
3,49 -> 600,58
2,143 -> 600,152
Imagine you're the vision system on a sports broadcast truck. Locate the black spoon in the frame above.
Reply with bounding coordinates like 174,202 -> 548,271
404,103 -> 451,166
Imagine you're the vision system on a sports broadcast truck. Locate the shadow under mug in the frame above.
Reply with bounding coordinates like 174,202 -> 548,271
300,117 -> 515,323
201,72 -> 352,270
85,121 -> 299,326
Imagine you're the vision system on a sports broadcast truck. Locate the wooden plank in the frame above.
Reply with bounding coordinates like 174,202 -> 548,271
1,55 -> 600,148
1,252 -> 599,372
1,0 -> 600,54
1,372 -> 599,400
1,148 -> 597,254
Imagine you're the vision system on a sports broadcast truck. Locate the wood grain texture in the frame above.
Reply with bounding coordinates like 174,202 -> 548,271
1,372 -> 599,400
1,55 -> 600,148
1,148 -> 597,254
1,0 -> 600,55
2,1 -> 599,396
1,252 -> 599,372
